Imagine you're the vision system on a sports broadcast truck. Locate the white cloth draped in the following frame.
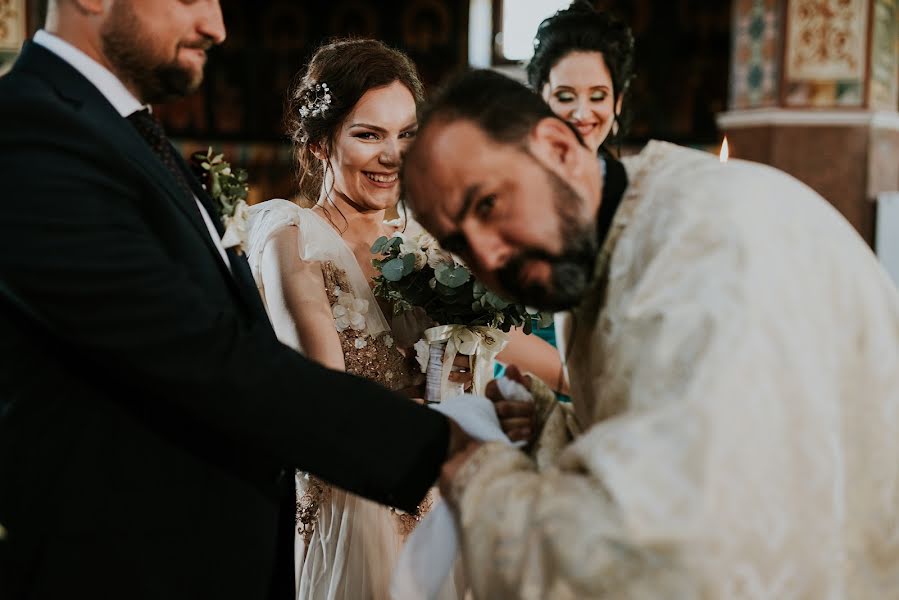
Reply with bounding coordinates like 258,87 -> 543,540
391,378 -> 532,600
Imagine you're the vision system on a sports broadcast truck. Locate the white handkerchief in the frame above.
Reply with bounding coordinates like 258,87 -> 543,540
390,378 -> 533,599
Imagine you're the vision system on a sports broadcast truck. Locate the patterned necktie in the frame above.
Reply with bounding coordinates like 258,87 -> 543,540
127,108 -> 196,203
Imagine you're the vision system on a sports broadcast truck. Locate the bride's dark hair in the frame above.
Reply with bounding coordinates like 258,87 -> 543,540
286,38 -> 425,208
527,1 -> 635,150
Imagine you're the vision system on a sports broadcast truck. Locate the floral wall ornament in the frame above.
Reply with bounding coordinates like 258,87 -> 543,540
0,0 -> 26,52
0,0 -> 25,77
729,0 -> 781,109
786,0 -> 869,81
782,0 -> 870,106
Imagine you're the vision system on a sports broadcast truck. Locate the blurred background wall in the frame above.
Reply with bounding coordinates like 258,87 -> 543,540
6,0 -> 733,202
3,1 -> 897,264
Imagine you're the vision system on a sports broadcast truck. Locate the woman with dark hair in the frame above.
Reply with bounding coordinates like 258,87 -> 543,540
245,39 -> 464,599
493,2 -> 637,400
528,0 -> 635,156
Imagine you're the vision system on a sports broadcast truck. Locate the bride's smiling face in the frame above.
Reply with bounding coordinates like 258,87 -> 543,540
327,81 -> 418,212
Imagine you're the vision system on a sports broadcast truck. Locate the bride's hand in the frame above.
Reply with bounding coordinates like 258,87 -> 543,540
448,355 -> 473,391
487,365 -> 537,445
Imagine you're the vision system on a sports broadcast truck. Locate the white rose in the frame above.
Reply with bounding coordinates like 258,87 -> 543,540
426,246 -> 453,269
221,200 -> 249,251
354,337 -> 368,349
349,311 -> 366,331
332,304 -> 348,318
338,293 -> 355,308
453,328 -> 480,356
351,298 -> 369,314
334,315 -> 350,332
417,232 -> 436,250
399,240 -> 428,269
413,250 -> 428,270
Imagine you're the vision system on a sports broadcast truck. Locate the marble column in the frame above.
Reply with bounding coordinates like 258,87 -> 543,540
719,0 -> 899,246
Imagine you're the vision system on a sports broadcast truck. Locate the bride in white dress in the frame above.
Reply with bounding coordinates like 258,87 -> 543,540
245,39 -> 465,599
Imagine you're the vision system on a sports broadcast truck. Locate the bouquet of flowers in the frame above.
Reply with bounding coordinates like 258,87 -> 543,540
371,229 -> 535,401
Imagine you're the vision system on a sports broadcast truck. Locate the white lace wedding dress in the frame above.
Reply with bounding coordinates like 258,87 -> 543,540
246,199 -> 463,600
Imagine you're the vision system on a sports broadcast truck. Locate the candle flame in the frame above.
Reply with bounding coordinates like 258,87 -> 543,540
719,137 -> 729,163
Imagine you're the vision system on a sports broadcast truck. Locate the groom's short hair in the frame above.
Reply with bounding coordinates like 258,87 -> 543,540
416,69 -> 583,147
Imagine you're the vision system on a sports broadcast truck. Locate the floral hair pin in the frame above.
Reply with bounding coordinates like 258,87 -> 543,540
299,82 -> 332,119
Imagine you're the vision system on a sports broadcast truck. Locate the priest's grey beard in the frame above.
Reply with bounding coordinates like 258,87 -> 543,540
497,163 -> 599,311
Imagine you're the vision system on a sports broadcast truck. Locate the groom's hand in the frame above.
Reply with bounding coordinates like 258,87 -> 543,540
439,432 -> 483,497
445,416 -> 473,457
488,365 -> 537,445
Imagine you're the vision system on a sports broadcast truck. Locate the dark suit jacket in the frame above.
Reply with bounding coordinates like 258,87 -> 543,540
0,42 -> 449,599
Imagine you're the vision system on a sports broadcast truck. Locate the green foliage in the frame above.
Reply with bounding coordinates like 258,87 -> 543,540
190,147 -> 249,216
371,233 -> 535,332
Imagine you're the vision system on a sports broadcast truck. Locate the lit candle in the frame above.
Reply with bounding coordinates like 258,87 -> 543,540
719,137 -> 729,163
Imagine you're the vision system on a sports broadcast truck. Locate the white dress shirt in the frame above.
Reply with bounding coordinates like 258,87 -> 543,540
33,30 -> 232,270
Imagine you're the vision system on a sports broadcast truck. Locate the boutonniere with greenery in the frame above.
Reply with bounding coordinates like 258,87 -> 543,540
191,147 -> 250,255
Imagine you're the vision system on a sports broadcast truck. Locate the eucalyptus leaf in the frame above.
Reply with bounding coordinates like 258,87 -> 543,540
381,257 -> 406,281
401,252 -> 416,276
483,291 -> 510,310
523,317 -> 533,335
434,263 -> 470,288
370,236 -> 389,254
536,311 -> 554,328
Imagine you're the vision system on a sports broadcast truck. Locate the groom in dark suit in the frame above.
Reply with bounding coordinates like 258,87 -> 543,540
0,1 -> 466,598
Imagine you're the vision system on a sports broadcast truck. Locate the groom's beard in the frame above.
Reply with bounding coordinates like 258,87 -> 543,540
101,1 -> 213,104
497,164 -> 599,312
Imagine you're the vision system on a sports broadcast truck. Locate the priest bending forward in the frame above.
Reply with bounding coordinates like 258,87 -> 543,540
403,70 -> 899,599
